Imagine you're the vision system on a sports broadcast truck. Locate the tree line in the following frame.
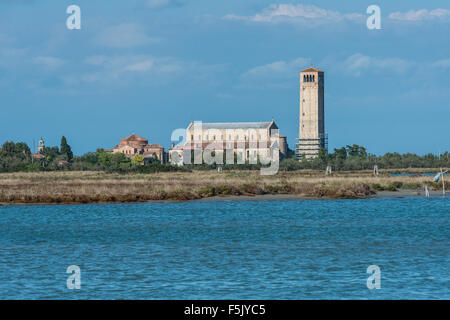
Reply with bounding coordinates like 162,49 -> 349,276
280,145 -> 450,171
0,139 -> 448,173
0,137 -> 186,173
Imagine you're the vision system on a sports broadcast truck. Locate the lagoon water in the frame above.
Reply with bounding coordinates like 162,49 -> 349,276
0,197 -> 448,299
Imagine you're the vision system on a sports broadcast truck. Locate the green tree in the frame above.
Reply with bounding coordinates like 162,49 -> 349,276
131,154 -> 145,166
60,136 -> 73,162
98,151 -> 112,167
40,146 -> 60,163
334,147 -> 347,160
318,148 -> 328,165
15,142 -> 31,155
76,152 -> 98,165
346,144 -> 367,158
112,152 -> 127,165
1,141 -> 17,154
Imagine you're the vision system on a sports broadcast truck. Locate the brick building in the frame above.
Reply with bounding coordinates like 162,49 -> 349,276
107,134 -> 167,163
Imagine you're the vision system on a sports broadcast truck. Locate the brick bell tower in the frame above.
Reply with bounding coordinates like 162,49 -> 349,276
38,137 -> 45,153
295,67 -> 327,159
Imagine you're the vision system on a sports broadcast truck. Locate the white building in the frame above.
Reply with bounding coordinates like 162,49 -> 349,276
169,120 -> 288,166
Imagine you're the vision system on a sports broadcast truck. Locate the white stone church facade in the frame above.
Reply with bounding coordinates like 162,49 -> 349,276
169,120 -> 288,166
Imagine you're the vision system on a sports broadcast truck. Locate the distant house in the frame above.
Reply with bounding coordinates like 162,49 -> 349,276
58,160 -> 70,167
31,153 -> 45,160
107,134 -> 167,163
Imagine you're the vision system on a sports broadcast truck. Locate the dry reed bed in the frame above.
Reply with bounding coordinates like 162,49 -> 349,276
0,170 -> 447,204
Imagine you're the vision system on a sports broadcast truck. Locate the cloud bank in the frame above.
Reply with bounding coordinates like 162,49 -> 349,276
342,54 -> 414,77
389,9 -> 450,21
239,53 -> 450,87
224,4 -> 364,26
94,23 -> 161,48
145,0 -> 185,9
239,57 -> 311,88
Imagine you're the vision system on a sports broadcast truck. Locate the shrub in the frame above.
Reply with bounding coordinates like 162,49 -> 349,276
215,185 -> 234,195
402,183 -> 421,190
383,184 -> 398,191
392,181 -> 403,189
196,186 -> 215,197
370,183 -> 384,191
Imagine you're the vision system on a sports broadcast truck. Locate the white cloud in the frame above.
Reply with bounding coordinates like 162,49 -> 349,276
33,56 -> 65,69
84,55 -> 174,76
340,54 -> 450,77
389,9 -> 450,21
74,55 -> 213,87
147,0 -> 170,8
432,59 -> 450,68
242,58 -> 310,78
123,60 -> 155,72
94,23 -> 161,48
240,57 -> 311,87
0,48 -> 28,69
217,93 -> 234,99
342,54 -> 414,77
145,0 -> 185,9
224,4 -> 364,26
0,0 -> 36,5
1,48 -> 28,57
241,54 -> 423,84
83,55 -> 105,66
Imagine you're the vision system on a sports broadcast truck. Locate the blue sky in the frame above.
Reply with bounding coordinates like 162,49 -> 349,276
0,0 -> 449,155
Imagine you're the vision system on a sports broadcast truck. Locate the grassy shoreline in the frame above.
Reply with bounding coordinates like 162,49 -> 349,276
0,169 -> 448,205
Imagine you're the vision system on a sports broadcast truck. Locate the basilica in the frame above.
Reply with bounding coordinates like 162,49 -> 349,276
107,134 -> 167,163
169,120 -> 288,165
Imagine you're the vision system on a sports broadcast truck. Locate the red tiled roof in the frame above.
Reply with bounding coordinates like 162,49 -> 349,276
301,67 -> 324,73
120,134 -> 148,144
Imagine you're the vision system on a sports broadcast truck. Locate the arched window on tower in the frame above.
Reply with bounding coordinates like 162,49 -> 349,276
313,75 -> 315,82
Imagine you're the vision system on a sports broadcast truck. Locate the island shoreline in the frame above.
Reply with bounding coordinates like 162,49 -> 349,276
0,190 -> 445,207
0,170 -> 447,206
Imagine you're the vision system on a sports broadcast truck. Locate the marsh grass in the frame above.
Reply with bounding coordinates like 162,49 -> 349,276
0,169 -> 448,204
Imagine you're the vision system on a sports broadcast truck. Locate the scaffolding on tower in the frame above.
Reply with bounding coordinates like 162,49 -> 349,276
295,133 -> 328,159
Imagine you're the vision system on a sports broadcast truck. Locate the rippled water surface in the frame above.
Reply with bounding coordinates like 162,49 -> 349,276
0,197 -> 448,299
